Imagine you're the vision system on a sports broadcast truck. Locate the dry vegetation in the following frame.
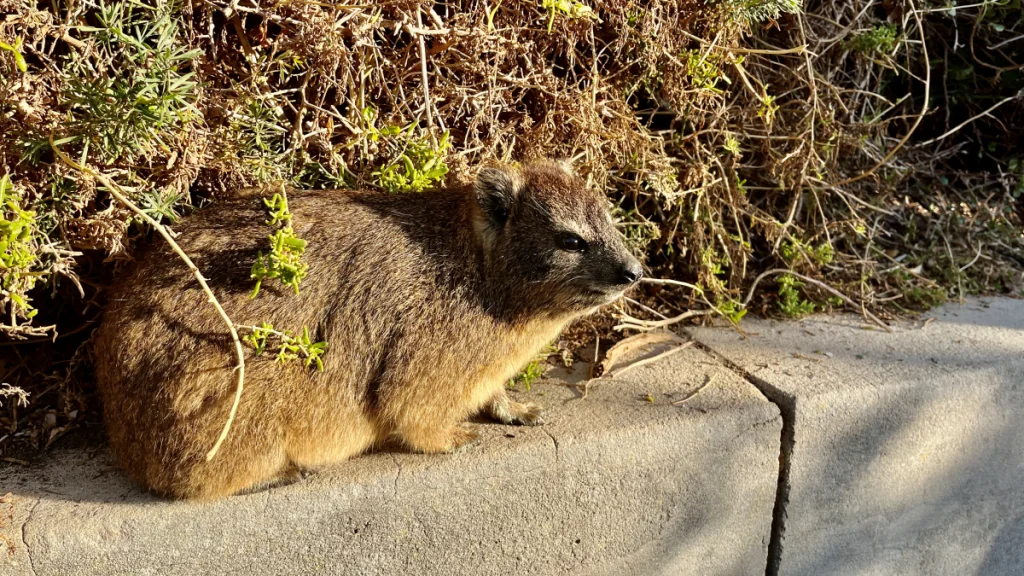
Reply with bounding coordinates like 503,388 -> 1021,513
0,0 -> 1022,454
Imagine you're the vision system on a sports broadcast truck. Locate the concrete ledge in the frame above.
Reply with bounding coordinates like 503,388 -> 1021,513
693,298 -> 1024,576
2,344 -> 780,576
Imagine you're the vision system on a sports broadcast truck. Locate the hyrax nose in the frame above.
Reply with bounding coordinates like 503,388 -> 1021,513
618,260 -> 644,285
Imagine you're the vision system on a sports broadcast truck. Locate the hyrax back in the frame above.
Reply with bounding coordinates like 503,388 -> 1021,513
93,161 -> 642,499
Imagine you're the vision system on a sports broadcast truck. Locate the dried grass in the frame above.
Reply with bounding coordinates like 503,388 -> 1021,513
0,0 -> 1022,453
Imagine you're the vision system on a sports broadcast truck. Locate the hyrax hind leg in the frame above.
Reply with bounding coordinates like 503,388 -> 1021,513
385,397 -> 481,454
234,462 -> 306,496
384,377 -> 542,454
172,448 -> 293,500
486,389 -> 545,426
392,417 -> 482,454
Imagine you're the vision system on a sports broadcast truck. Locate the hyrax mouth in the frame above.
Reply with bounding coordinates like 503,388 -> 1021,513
581,285 -> 630,305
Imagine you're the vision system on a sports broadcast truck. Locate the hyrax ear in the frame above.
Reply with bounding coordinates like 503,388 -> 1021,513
475,166 -> 521,226
552,158 -> 575,175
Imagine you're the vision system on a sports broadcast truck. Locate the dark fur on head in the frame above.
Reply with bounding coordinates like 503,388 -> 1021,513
474,160 -> 642,317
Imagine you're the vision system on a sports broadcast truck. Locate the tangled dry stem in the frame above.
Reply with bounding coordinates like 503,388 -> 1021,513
0,0 -> 1022,451
48,135 -> 246,461
835,0 -> 930,188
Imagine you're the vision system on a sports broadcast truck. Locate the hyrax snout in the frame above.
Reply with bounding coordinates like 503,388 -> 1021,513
93,160 -> 641,499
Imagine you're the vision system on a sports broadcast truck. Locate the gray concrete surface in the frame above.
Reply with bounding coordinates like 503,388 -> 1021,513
1,343 -> 781,576
692,297 -> 1024,576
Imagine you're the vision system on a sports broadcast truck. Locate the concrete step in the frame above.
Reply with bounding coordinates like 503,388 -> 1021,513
9,297 -> 1022,576
1,344 -> 781,576
692,297 -> 1024,576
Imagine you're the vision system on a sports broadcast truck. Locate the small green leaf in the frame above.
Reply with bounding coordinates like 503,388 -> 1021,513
0,39 -> 27,73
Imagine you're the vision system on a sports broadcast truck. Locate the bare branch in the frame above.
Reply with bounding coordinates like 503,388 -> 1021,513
49,135 -> 248,461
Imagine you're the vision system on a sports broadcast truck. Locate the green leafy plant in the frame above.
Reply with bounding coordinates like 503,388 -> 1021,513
612,203 -> 661,254
781,239 -> 834,266
716,298 -> 748,324
777,273 -> 817,317
541,0 -> 597,32
728,0 -> 801,25
355,105 -> 402,144
1009,158 -> 1024,199
251,191 -> 309,297
0,175 -> 42,328
227,91 -> 292,183
685,49 -> 729,93
60,0 -> 200,164
849,25 -> 899,54
757,94 -> 780,127
375,130 -> 451,193
140,189 -> 184,224
243,322 -> 328,372
905,286 -> 948,309
0,37 -> 27,73
246,188 -> 326,370
723,135 -> 742,155
509,345 -> 558,390
296,160 -> 350,190
509,358 -> 545,391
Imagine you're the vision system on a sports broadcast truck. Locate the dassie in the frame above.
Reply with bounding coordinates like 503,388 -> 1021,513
93,160 -> 643,500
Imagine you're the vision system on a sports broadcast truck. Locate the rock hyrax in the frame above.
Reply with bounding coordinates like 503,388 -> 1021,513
93,160 -> 643,499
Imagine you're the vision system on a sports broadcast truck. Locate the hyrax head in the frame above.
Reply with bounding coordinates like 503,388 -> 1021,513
473,160 -> 643,315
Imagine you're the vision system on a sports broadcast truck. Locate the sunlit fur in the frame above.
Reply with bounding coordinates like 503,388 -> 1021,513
93,160 -> 641,500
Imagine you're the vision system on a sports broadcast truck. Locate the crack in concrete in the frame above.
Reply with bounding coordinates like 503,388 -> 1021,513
541,428 -> 560,463
731,413 -> 783,442
689,337 -> 795,576
21,497 -> 40,576
467,466 -> 548,484
389,454 -> 402,501
261,488 -> 273,516
409,505 -> 434,549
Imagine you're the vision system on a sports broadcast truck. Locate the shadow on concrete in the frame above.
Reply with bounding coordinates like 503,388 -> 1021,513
1,347 -> 783,576
980,512 -> 1024,574
695,301 -> 1024,576
924,297 -> 1024,333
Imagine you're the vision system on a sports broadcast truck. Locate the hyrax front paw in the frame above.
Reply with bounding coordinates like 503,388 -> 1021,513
448,424 -> 482,453
506,401 -> 545,426
489,394 -> 546,427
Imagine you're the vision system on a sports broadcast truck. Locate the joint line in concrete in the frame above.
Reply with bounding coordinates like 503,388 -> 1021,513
687,336 -> 795,576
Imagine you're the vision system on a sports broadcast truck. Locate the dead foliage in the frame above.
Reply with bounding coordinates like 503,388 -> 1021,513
0,0 -> 1022,453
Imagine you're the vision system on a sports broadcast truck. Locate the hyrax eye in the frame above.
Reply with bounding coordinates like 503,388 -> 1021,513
559,233 -> 588,252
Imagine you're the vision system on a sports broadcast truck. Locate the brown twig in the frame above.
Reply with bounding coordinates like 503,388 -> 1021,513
742,268 -> 891,332
916,91 -> 1023,147
412,9 -> 436,145
49,135 -> 247,462
837,0 -> 931,186
672,374 -> 714,406
603,341 -> 693,380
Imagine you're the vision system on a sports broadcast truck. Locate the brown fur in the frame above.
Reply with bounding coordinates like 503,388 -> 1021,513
92,161 -> 642,500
